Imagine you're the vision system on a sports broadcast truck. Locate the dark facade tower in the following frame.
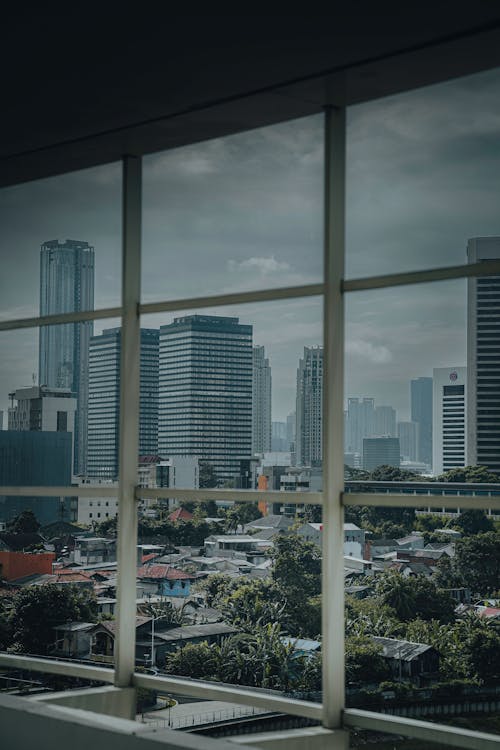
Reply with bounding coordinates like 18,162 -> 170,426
86,328 -> 159,479
158,315 -> 253,484
39,239 -> 95,475
252,345 -> 272,455
410,377 -> 433,466
295,346 -> 323,467
467,236 -> 500,474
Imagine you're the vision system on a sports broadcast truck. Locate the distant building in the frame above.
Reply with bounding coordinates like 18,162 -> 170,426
38,239 -> 95,475
76,479 -> 118,526
296,346 -> 323,467
252,346 -> 272,455
433,367 -> 467,476
8,386 -> 76,473
86,327 -> 159,479
159,315 -> 253,483
271,421 -> 288,452
363,437 -> 400,471
410,377 -> 433,466
397,421 -> 419,462
373,406 -> 397,437
0,431 -> 74,525
467,236 -> 500,474
345,397 -> 375,454
297,522 -> 366,558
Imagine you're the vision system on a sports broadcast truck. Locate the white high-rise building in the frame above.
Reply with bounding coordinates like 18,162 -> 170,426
467,236 -> 500,474
38,239 -> 95,475
252,345 -> 272,455
432,367 -> 467,476
295,346 -> 323,467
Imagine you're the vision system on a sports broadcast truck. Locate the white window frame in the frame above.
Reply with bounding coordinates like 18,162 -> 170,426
1,113 -> 500,749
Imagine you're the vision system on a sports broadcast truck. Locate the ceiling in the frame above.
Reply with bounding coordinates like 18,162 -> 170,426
2,8 -> 500,185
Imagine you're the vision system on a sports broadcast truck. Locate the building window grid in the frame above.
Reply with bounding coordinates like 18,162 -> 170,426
0,116 -> 499,747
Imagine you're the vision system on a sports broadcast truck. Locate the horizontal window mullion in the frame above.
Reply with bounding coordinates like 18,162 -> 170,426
139,283 -> 324,316
0,653 -> 114,684
135,486 -> 323,505
0,485 -> 117,497
343,708 -> 500,750
343,259 -> 500,293
0,306 -> 122,332
133,672 -> 322,720
343,491 -> 500,512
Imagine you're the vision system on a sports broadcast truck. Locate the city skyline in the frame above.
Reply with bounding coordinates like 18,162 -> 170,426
2,67 -> 500,421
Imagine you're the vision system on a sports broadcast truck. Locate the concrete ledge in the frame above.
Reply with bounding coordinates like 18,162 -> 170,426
0,693 -> 260,750
229,726 -> 349,749
29,685 -> 137,720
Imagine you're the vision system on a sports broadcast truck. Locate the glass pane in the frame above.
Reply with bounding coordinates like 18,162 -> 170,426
346,67 -> 500,278
142,116 -> 323,303
0,162 -> 122,320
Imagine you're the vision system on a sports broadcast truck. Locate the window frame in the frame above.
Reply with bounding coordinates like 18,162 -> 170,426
0,113 -> 500,749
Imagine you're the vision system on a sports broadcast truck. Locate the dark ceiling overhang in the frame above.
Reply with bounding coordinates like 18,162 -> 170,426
2,10 -> 500,187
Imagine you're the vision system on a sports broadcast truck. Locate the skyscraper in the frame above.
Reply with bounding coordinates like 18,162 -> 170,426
410,377 -> 433,466
345,397 -> 375,454
373,405 -> 397,437
158,315 -> 253,483
38,239 -> 94,475
295,346 -> 323,467
252,345 -> 272,455
433,367 -> 467,475
86,328 -> 159,479
467,236 -> 500,474
397,421 -> 419,462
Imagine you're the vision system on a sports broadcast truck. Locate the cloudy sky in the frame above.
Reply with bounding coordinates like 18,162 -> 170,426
1,66 -> 499,422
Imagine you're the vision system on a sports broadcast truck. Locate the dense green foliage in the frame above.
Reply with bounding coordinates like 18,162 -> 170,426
9,584 -> 97,654
6,510 -> 40,534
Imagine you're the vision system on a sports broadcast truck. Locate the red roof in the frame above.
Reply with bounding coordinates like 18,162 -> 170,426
168,507 -> 194,522
142,552 -> 159,563
136,564 -> 191,580
479,607 -> 500,619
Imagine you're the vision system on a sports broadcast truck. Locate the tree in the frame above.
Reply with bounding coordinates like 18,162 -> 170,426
369,465 -> 420,482
199,462 -> 218,488
452,531 -> 500,595
220,578 -> 286,629
223,502 -> 262,532
345,635 -> 391,684
375,572 -> 455,623
438,465 -> 499,483
164,641 -> 219,679
10,584 -> 97,655
7,510 -> 40,534
452,509 -> 493,535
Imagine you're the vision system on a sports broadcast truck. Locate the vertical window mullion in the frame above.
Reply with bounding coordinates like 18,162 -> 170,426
322,106 -> 346,730
115,155 -> 142,687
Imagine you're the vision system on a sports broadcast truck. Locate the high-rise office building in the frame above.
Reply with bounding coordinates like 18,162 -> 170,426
86,328 -> 159,479
397,421 -> 419,462
345,397 -> 375,454
295,346 -> 323,467
252,345 -> 272,455
433,367 -> 467,475
467,236 -> 500,474
38,239 -> 94,475
363,437 -> 400,471
158,315 -> 253,483
410,377 -> 433,466
373,405 -> 397,437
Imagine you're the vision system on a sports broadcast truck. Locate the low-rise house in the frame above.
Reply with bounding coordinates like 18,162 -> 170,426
204,534 -> 270,558
372,636 -> 439,683
73,537 -> 116,566
52,622 -> 95,658
396,533 -> 425,550
297,522 -> 366,558
149,623 -> 238,660
136,564 -> 195,597
0,532 -> 45,552
0,550 -> 55,581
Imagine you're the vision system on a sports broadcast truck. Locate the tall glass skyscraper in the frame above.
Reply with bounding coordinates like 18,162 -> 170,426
86,327 -> 159,479
410,376 -> 433,466
295,346 -> 323,467
252,345 -> 272,455
159,315 -> 253,484
38,239 -> 95,475
467,236 -> 500,474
